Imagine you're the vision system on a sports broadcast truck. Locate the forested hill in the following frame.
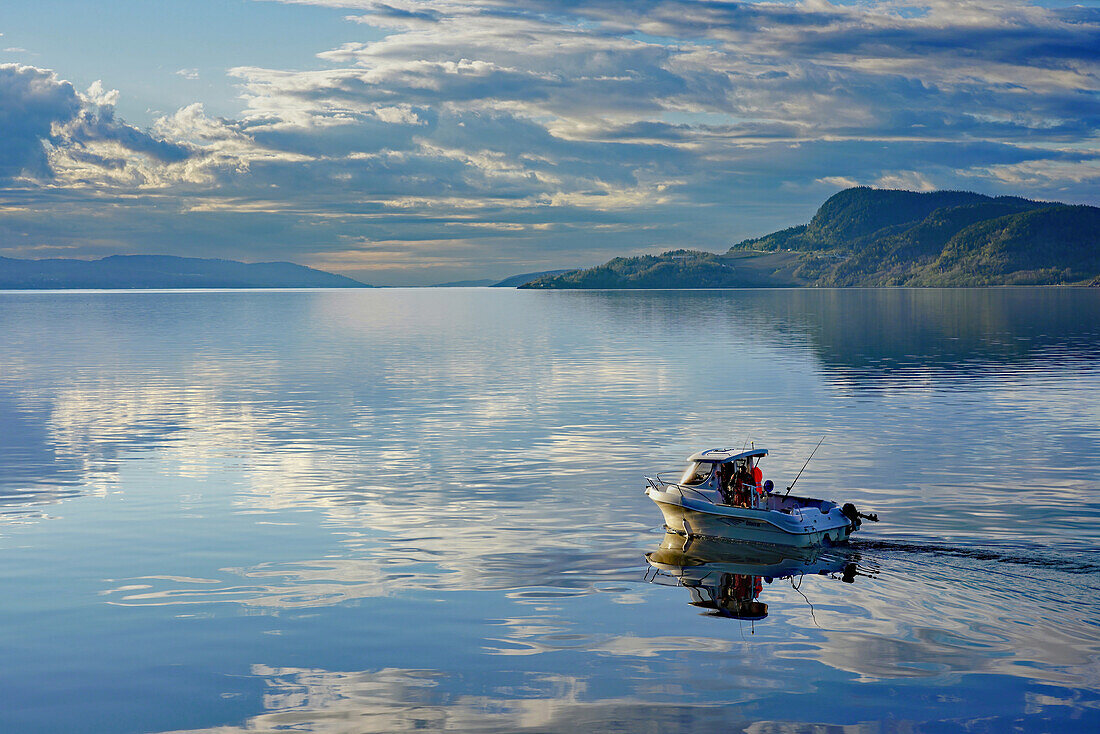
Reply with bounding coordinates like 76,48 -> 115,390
0,255 -> 370,289
521,188 -> 1100,288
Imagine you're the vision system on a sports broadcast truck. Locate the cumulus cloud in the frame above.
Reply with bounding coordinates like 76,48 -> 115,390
875,170 -> 937,192
0,64 -> 192,183
0,64 -> 82,178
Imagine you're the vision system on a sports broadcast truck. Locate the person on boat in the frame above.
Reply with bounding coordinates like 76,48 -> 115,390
741,461 -> 755,488
719,462 -> 736,504
731,460 -> 755,507
727,461 -> 748,507
752,464 -> 766,504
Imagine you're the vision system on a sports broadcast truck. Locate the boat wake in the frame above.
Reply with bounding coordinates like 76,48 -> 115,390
851,537 -> 1100,575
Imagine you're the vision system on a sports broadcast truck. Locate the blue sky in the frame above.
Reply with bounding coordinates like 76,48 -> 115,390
1,0 -> 1098,285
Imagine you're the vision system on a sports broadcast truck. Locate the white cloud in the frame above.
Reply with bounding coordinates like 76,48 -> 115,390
816,176 -> 860,189
373,104 -> 422,124
874,170 -> 937,191
959,158 -> 1100,187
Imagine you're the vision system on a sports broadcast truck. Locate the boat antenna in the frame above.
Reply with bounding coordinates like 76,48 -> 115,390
785,435 -> 825,496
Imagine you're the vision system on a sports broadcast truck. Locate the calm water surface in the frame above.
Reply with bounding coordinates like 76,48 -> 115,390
0,288 -> 1098,733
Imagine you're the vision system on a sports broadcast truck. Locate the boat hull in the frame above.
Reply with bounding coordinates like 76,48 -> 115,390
647,489 -> 854,548
647,532 -> 850,578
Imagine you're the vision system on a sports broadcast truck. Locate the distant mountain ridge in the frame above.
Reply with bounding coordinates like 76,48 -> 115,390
521,188 -> 1100,288
490,269 -> 575,287
431,269 -> 576,287
0,255 -> 370,289
432,278 -> 498,287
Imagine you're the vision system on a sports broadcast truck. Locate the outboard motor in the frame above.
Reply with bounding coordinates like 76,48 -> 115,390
841,502 -> 879,531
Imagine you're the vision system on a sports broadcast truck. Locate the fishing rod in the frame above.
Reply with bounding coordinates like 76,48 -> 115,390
785,435 -> 825,496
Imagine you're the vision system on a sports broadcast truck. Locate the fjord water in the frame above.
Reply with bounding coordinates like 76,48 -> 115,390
1,288 -> 1098,733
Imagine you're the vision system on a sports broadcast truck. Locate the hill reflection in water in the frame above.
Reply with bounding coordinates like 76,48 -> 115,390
0,288 -> 1097,733
551,287 -> 1100,384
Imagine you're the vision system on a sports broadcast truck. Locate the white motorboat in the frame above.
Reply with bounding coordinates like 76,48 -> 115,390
644,447 -> 877,547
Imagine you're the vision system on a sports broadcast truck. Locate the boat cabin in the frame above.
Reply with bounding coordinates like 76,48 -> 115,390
677,448 -> 770,508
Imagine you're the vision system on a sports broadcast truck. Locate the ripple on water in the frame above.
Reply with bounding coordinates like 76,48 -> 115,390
0,288 -> 1098,732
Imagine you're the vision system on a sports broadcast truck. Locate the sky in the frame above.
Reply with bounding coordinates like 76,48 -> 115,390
0,0 -> 1098,285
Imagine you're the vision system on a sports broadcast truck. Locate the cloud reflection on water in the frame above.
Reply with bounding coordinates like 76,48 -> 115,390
1,289 -> 1099,732
159,666 -> 754,734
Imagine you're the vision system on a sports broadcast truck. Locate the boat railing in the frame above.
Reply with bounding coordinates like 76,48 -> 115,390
647,475 -> 773,510
646,475 -> 717,506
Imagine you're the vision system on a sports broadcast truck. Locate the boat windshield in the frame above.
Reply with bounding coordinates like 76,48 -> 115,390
679,461 -> 715,486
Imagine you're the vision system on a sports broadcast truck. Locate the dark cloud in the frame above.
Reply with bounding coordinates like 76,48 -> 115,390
0,65 -> 81,178
368,2 -> 442,23
69,106 -> 192,163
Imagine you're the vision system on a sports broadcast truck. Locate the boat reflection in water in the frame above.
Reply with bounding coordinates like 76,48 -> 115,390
644,531 -> 871,622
